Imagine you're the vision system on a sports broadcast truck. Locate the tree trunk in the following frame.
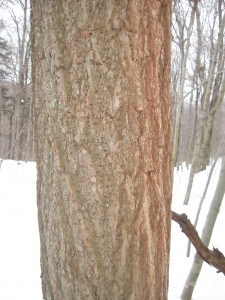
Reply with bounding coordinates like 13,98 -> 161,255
31,1 -> 172,299
183,11 -> 225,205
172,2 -> 196,167
181,156 -> 225,300
9,0 -> 31,161
186,158 -> 218,257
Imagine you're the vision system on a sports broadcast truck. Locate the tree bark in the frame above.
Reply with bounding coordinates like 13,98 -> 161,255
31,1 -> 172,299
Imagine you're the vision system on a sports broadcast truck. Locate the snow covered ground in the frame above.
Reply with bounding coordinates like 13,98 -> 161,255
0,160 -> 42,300
0,159 -> 224,299
170,160 -> 225,299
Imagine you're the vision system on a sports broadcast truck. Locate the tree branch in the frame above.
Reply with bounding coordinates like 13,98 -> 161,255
172,210 -> 225,275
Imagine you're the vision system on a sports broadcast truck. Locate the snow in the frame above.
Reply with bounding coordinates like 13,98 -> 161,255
170,161 -> 225,299
0,159 -> 224,299
0,160 -> 42,300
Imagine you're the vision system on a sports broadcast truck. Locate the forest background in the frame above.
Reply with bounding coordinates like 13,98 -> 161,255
1,0 -> 225,299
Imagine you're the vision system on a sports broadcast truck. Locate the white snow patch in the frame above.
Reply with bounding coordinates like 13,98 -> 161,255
0,160 -> 42,300
1,159 -> 225,299
169,160 -> 225,299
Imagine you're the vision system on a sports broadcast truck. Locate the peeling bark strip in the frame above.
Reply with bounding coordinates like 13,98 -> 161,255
172,211 -> 225,275
31,1 -> 172,299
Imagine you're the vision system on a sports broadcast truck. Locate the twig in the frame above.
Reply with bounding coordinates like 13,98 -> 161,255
172,210 -> 225,275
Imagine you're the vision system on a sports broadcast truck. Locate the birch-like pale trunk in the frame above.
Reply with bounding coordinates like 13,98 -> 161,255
181,156 -> 225,300
186,158 -> 218,257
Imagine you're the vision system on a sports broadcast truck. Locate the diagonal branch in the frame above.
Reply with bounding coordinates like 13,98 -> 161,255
172,210 -> 225,275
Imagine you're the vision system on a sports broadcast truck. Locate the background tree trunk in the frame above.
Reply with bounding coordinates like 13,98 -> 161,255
181,156 -> 225,300
172,1 -> 196,167
183,11 -> 225,205
31,1 -> 172,299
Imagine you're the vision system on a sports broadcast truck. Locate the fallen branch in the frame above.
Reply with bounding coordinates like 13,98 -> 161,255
172,210 -> 225,275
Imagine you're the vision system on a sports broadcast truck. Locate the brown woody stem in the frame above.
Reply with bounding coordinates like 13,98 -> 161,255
172,211 -> 225,275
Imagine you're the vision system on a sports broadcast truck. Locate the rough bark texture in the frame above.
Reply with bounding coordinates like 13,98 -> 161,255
31,1 -> 172,299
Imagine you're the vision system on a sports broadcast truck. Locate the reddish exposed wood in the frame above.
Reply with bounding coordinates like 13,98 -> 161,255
172,211 -> 225,275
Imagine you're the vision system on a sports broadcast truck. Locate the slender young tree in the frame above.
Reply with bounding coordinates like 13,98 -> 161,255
31,1 -> 172,299
9,0 -> 32,160
181,157 -> 225,300
172,0 -> 197,167
183,5 -> 225,205
0,26 -> 12,157
0,0 -> 33,161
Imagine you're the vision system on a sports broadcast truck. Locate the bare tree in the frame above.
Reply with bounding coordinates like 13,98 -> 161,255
172,1 -> 225,171
171,1 -> 225,296
0,0 -> 34,162
9,0 -> 32,160
172,0 -> 197,167
181,156 -> 225,300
